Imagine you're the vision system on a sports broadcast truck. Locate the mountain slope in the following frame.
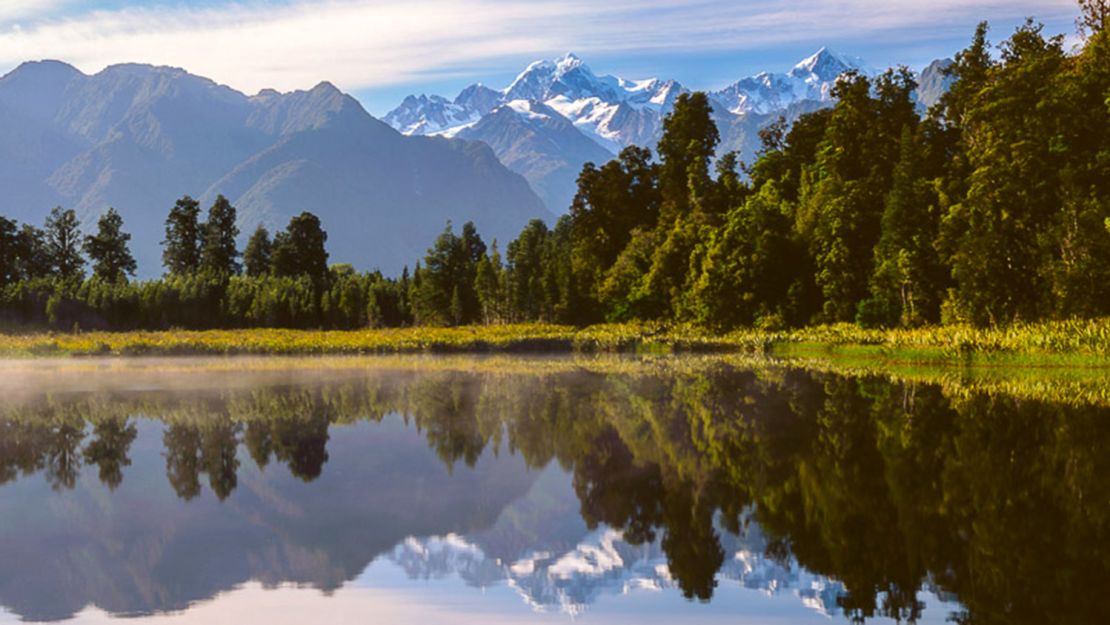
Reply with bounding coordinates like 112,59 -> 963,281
0,61 -> 549,275
917,58 -> 956,111
455,100 -> 614,213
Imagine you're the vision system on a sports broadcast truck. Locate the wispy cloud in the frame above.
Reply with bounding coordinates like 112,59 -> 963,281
0,0 -> 1079,94
0,0 -> 70,23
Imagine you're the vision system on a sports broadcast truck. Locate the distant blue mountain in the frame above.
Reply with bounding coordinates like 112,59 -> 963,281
0,61 -> 550,276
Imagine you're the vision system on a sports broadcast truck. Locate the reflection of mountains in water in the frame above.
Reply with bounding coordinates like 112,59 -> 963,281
2,361 -> 1109,625
389,525 -> 848,618
385,463 -> 851,618
0,416 -> 544,622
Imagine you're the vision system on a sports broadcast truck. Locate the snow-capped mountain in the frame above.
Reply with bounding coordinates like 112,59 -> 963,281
383,83 -> 502,135
384,49 -> 947,213
387,53 -> 680,153
710,47 -> 875,115
382,94 -> 481,135
387,525 -> 858,618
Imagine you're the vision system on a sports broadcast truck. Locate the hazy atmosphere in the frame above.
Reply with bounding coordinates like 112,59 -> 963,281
2,1 -> 1109,624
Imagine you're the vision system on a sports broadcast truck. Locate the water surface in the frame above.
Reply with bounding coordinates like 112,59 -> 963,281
0,356 -> 1105,624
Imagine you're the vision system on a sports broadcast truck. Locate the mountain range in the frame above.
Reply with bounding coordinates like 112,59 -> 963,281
385,48 -> 954,214
0,61 -> 550,276
0,50 -> 955,277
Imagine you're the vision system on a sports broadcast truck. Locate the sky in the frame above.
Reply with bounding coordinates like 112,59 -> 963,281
0,0 -> 1082,115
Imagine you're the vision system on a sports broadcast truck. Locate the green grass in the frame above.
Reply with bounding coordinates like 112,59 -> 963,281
0,323 -> 735,357
1,319 -> 1109,366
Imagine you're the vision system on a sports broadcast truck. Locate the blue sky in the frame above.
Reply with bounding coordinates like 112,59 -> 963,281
0,0 -> 1081,115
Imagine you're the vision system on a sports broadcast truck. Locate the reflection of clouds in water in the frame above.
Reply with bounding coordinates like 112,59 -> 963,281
0,358 -> 1108,625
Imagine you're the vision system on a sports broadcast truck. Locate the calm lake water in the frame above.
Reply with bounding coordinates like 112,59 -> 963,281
0,356 -> 1106,624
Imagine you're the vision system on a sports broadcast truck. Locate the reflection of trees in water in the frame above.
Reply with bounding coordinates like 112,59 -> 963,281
0,365 -> 1109,623
84,418 -> 138,490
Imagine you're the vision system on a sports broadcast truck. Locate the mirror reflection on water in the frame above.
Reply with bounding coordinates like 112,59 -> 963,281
0,357 -> 1106,625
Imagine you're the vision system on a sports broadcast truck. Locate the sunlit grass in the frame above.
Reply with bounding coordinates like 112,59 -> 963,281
1,319 -> 1109,365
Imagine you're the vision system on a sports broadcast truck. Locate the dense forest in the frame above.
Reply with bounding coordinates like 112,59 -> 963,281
2,5 -> 1108,332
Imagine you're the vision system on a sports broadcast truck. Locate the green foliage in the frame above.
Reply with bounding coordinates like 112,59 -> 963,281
271,212 -> 329,280
199,195 -> 240,276
413,222 -> 485,326
504,221 -> 549,322
656,92 -> 719,217
474,242 -> 506,324
686,183 -> 803,329
83,208 -> 137,283
243,225 -> 272,277
44,206 -> 85,281
865,127 -> 946,327
162,196 -> 203,275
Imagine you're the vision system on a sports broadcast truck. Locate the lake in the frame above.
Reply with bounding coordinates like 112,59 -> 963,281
0,356 -> 1105,624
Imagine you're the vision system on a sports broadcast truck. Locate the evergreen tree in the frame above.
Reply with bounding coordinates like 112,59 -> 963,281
796,70 -> 918,322
596,227 -> 658,321
271,212 -> 329,280
458,222 -> 487,323
84,208 -> 137,282
162,196 -> 203,275
569,146 -> 661,320
865,128 -> 945,326
200,195 -> 240,275
946,21 -> 1067,324
656,92 -> 719,219
44,206 -> 85,280
475,243 -> 505,324
506,220 -> 550,321
1045,12 -> 1110,317
243,225 -> 273,277
15,224 -> 51,281
413,222 -> 485,326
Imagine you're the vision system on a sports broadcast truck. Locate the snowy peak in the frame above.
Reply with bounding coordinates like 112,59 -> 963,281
790,47 -> 871,82
713,47 -> 875,115
503,52 -> 614,103
382,92 -> 482,135
387,526 -> 867,619
384,52 -> 683,151
454,83 -> 501,116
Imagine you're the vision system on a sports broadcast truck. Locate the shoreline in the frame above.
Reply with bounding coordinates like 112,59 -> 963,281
0,320 -> 1109,367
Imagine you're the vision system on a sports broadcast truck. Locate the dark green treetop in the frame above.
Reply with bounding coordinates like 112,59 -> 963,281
84,208 -> 137,282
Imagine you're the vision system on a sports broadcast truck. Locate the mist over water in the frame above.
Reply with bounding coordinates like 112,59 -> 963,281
0,357 -> 1106,624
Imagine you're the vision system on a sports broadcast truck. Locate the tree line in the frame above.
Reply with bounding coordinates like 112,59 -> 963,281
2,5 -> 1108,331
0,194 -> 412,330
458,7 -> 1110,329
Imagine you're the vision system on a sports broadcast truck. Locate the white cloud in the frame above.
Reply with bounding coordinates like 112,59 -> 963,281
0,0 -> 1079,95
0,0 -> 69,24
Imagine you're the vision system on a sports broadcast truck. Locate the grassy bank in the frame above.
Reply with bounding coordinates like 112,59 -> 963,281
744,319 -> 1110,367
1,319 -> 1109,364
0,324 -> 732,357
